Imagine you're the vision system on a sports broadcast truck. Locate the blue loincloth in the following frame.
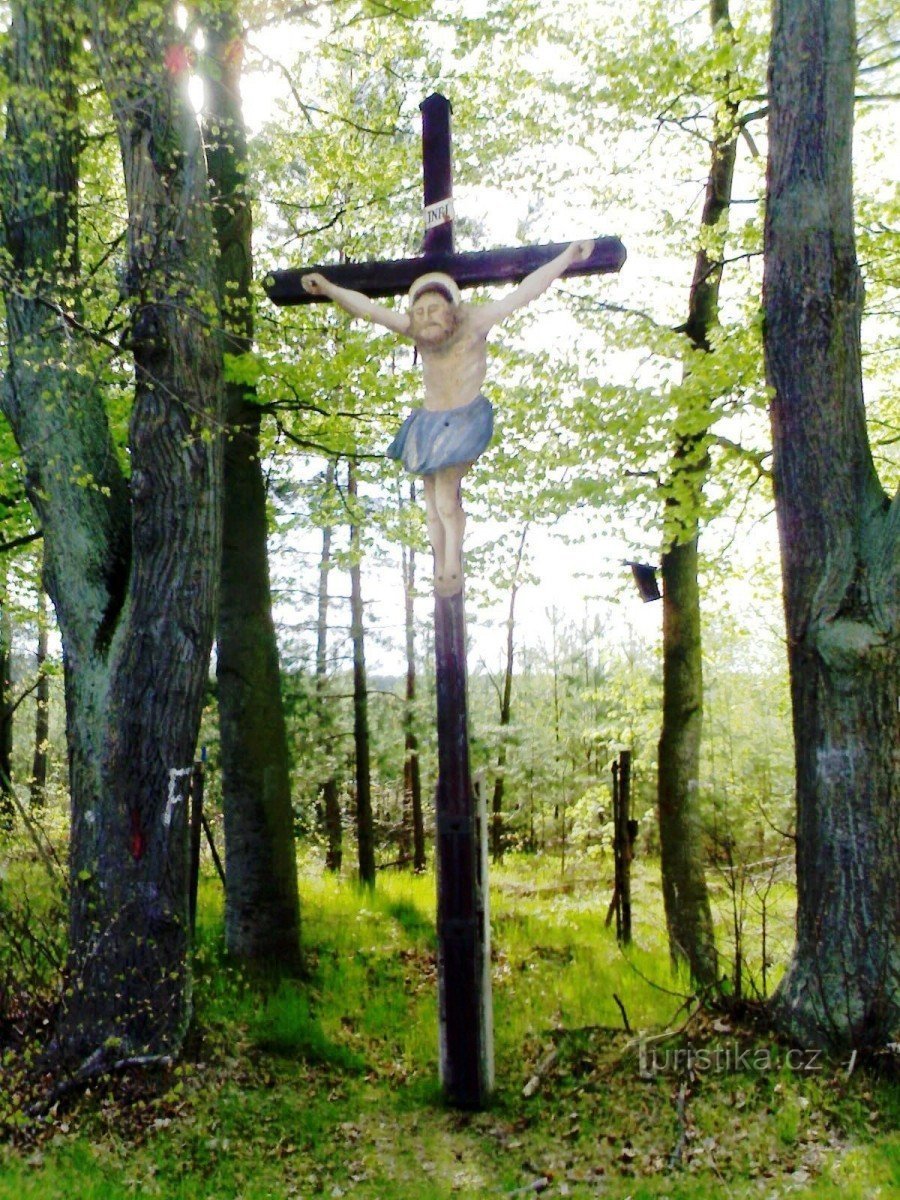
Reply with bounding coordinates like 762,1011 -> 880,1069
386,394 -> 494,476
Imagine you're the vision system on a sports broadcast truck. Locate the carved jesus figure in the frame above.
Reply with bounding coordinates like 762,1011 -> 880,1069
302,239 -> 593,596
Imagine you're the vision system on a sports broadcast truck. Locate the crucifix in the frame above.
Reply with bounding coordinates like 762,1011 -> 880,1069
266,93 -> 625,1109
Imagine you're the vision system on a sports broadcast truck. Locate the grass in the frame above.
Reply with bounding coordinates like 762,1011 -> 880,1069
0,854 -> 897,1199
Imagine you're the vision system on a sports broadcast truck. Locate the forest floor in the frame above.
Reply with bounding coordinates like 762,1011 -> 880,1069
1,855 -> 898,1199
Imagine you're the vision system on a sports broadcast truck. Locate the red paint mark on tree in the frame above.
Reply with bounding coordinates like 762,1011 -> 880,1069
224,36 -> 244,68
130,809 -> 146,860
164,43 -> 194,76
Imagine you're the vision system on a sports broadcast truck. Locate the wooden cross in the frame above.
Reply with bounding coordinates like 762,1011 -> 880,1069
267,96 -> 625,302
266,94 -> 625,1109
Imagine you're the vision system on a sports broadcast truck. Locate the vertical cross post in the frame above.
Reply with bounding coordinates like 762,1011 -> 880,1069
619,748 -> 633,945
421,93 -> 494,1109
420,94 -> 454,256
611,749 -> 633,946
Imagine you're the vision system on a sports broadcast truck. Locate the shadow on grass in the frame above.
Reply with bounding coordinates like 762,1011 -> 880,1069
383,899 -> 436,947
249,982 -> 365,1071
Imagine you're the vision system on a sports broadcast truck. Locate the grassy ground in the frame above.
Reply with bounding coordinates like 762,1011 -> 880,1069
1,856 -> 898,1198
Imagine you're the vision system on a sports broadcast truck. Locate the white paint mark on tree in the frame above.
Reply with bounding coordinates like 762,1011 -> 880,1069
164,766 -> 192,828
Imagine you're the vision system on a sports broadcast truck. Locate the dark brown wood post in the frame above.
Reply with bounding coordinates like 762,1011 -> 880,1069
609,758 -> 622,937
434,592 -> 493,1106
189,757 -> 205,936
422,94 -> 494,1108
611,751 -> 633,946
420,93 -> 454,257
619,749 -> 633,945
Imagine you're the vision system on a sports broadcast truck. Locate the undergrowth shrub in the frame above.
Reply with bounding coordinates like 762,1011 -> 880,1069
0,843 -> 65,1044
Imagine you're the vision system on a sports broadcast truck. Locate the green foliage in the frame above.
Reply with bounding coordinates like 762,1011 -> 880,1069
0,420 -> 31,549
469,609 -> 662,860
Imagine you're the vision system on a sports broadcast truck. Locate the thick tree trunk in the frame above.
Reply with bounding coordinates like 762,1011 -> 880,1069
348,464 -> 375,886
401,482 -> 425,871
30,590 -> 50,808
658,535 -> 718,986
764,0 -> 899,1048
656,0 -> 738,992
1,1 -> 223,1066
315,463 -> 342,873
201,3 -> 302,973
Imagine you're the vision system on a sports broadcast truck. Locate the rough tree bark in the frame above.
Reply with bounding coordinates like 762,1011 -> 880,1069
656,0 -> 738,992
1,0 -> 223,1066
200,0 -> 302,973
764,0 -> 899,1048
658,530 -> 719,988
348,463 -> 375,886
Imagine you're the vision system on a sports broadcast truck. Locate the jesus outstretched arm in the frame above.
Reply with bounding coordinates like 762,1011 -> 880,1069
301,272 -> 411,336
468,239 -> 594,334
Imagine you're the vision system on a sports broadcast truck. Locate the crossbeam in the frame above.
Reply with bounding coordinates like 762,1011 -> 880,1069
264,237 -> 626,305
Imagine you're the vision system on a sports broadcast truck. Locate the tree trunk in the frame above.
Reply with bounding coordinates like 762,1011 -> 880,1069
610,751 -> 635,944
30,589 -> 50,808
401,482 -> 425,871
764,0 -> 899,1048
1,1 -> 223,1066
656,0 -> 738,992
658,536 -> 718,985
315,462 -> 342,873
491,526 -> 527,862
348,464 -> 375,886
201,2 -> 302,973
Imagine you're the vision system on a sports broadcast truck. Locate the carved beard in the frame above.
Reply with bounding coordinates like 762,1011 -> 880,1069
410,304 -> 462,351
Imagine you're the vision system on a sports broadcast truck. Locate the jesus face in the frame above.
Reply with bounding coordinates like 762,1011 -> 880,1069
409,289 -> 460,349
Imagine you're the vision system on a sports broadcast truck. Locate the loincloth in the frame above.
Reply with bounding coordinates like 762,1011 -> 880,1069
386,393 -> 494,476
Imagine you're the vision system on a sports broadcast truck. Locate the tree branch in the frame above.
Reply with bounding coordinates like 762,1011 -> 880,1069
0,529 -> 43,555
713,435 -> 772,475
7,676 -> 44,719
276,421 -> 387,462
244,42 -> 401,136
